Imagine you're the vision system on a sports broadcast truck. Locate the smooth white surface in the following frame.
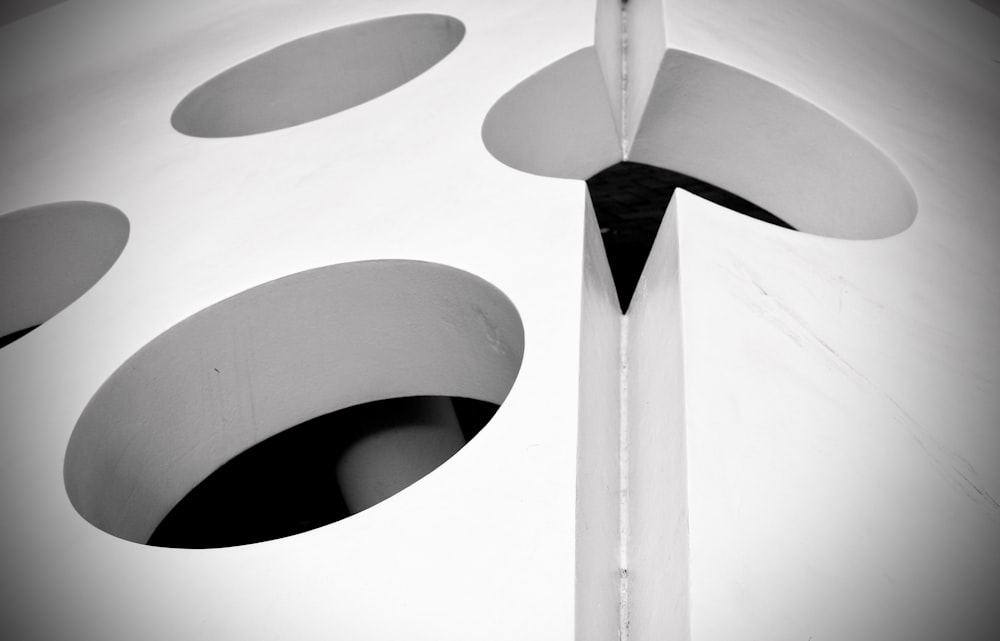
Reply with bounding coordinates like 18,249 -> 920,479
659,2 -> 1000,638
575,194 -> 622,641
626,198 -> 689,641
678,187 -> 999,641
0,0 -> 998,639
1,1 -> 593,638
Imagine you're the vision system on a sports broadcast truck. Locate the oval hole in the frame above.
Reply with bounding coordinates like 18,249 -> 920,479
64,261 -> 524,547
482,48 -> 916,240
0,202 -> 129,347
171,14 -> 465,138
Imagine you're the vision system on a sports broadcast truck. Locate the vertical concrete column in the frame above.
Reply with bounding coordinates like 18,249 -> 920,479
335,396 -> 465,514
625,197 -> 689,641
594,0 -> 669,156
575,196 -> 624,641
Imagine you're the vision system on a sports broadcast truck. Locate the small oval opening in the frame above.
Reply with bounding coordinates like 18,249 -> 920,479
171,14 -> 465,138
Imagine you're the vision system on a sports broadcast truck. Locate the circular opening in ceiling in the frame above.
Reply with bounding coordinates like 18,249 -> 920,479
482,47 -> 917,240
65,261 -> 524,547
171,14 -> 465,138
0,202 -> 129,348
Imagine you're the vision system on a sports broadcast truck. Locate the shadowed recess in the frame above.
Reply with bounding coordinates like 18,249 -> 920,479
172,14 -> 465,137
148,397 -> 498,548
587,161 -> 793,311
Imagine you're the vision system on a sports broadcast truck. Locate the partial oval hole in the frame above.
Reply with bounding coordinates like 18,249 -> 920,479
0,202 -> 129,347
65,261 -> 524,547
172,14 -> 465,138
481,48 -> 622,180
483,48 -> 916,240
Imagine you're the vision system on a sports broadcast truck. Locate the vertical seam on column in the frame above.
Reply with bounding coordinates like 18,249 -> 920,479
618,8 -> 632,635
618,313 -> 630,641
620,3 -> 629,159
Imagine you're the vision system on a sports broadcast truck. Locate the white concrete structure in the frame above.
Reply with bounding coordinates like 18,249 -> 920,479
1,1 -> 998,639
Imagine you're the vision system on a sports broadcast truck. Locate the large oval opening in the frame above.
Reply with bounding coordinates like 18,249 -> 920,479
482,48 -> 916,241
65,261 -> 524,547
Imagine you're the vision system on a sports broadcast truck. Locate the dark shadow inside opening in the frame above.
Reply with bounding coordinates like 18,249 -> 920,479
0,325 -> 39,349
147,396 -> 498,548
586,161 -> 793,311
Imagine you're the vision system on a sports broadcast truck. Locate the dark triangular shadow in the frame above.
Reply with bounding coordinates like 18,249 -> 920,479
0,325 -> 38,349
585,161 -> 794,312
